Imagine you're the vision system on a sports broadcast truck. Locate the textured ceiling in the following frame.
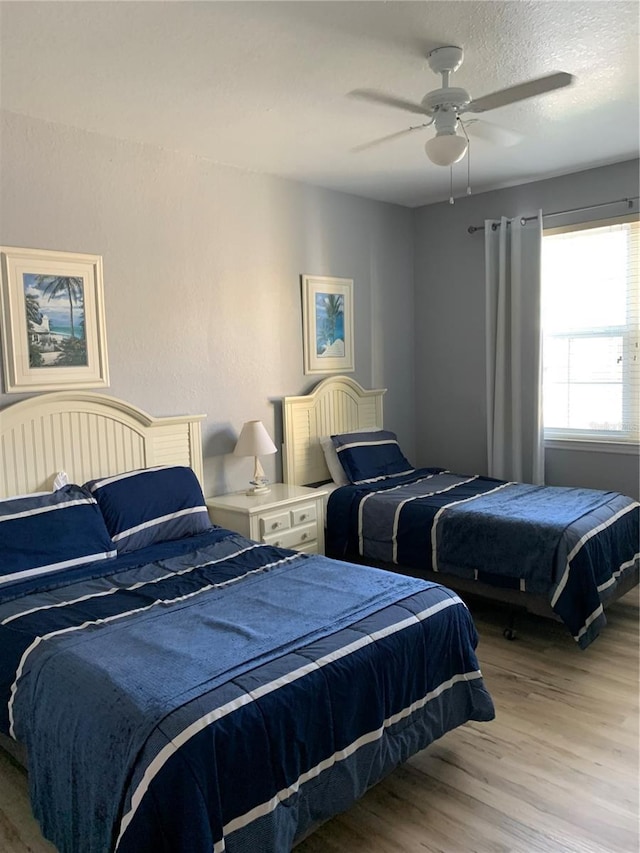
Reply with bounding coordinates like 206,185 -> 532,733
1,1 -> 638,207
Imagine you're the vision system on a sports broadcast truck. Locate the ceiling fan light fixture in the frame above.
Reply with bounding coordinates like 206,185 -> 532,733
425,132 -> 468,167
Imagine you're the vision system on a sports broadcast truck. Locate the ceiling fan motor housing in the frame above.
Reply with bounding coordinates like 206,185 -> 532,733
421,87 -> 471,116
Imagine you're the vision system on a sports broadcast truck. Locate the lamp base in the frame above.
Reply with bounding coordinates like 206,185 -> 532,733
246,458 -> 271,496
246,481 -> 271,496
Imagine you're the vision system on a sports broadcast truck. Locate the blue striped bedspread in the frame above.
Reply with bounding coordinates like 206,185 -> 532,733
0,528 -> 494,853
326,470 -> 640,649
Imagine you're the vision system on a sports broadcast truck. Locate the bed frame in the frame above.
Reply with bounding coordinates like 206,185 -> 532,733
0,391 -> 205,499
282,376 -> 639,632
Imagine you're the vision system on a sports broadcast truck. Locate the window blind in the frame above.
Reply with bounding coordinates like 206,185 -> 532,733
541,217 -> 639,443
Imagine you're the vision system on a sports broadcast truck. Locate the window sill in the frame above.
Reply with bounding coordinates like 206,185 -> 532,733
544,438 -> 639,456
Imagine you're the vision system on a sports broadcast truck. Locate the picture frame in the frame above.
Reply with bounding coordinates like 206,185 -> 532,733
0,246 -> 109,393
301,275 -> 354,375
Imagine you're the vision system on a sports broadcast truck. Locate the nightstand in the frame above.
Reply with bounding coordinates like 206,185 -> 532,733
206,483 -> 328,555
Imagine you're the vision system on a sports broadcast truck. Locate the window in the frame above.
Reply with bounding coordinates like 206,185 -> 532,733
541,216 -> 639,445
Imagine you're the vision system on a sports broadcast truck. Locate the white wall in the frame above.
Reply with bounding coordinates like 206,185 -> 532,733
0,111 -> 415,496
413,159 -> 640,499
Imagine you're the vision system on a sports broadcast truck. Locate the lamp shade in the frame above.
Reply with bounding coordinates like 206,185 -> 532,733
425,133 -> 468,167
233,420 -> 277,458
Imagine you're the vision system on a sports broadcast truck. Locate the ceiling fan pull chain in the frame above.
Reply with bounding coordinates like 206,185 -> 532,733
460,119 -> 472,195
449,166 -> 454,205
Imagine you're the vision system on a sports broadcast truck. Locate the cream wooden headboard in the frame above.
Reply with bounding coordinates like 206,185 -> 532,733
0,391 -> 205,498
282,376 -> 386,486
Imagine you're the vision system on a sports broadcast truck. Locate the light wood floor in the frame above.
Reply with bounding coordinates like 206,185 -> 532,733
1,589 -> 638,853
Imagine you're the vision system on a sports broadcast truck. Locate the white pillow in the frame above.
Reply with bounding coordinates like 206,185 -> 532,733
320,435 -> 350,485
53,471 -> 69,490
319,428 -> 382,485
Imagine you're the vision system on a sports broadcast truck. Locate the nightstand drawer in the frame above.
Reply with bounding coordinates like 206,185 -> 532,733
259,510 -> 291,537
263,522 -> 317,550
291,503 -> 316,526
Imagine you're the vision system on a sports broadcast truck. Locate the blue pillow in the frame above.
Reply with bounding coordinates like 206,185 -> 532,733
331,429 -> 415,484
0,485 -> 116,587
85,466 -> 212,554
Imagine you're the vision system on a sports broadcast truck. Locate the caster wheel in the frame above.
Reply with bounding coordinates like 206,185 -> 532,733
503,627 -> 516,641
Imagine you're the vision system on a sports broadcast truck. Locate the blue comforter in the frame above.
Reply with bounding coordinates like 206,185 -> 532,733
326,470 -> 640,649
0,527 -> 494,853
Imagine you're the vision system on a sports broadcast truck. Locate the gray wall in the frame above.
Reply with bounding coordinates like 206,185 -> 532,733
413,159 -> 640,499
0,111 -> 415,496
2,111 -> 637,500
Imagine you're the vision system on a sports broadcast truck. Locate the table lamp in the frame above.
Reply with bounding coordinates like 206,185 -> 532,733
233,420 -> 277,495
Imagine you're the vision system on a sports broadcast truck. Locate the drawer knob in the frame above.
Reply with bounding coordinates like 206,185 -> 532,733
271,522 -> 280,530
300,513 -> 307,521
274,540 -> 281,547
301,533 -> 308,540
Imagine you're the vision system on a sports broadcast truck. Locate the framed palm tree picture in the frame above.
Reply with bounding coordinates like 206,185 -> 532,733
0,247 -> 109,392
301,275 -> 354,375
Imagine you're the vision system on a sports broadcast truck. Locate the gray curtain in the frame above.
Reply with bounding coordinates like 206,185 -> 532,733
485,212 -> 544,484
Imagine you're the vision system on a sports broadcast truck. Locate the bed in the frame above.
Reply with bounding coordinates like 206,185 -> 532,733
282,376 -> 640,649
0,390 -> 495,853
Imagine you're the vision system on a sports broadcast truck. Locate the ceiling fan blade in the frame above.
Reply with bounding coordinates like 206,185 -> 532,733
351,123 -> 432,153
463,118 -> 524,147
348,88 -> 427,116
466,72 -> 575,113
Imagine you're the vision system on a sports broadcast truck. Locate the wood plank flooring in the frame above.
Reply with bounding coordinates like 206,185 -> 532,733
1,589 -> 637,853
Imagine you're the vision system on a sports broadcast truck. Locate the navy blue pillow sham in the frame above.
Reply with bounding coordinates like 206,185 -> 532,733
331,429 -> 415,484
0,485 -> 116,586
85,465 -> 211,554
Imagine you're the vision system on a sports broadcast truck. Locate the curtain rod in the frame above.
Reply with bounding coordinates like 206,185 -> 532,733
467,196 -> 639,234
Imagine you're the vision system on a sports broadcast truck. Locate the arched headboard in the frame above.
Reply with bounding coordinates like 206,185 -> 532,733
282,376 -> 386,486
0,392 -> 205,498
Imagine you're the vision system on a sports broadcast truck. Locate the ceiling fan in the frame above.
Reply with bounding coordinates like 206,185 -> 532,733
350,46 -> 575,166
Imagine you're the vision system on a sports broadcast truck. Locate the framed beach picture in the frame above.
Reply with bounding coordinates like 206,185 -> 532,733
301,275 -> 354,375
0,247 -> 109,393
